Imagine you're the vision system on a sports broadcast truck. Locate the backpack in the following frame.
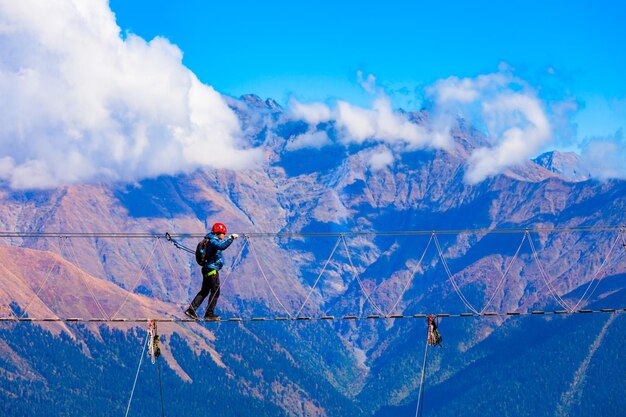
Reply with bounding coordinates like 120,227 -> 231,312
195,238 -> 211,266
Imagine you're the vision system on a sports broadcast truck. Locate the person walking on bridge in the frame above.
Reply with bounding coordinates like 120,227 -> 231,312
185,222 -> 238,321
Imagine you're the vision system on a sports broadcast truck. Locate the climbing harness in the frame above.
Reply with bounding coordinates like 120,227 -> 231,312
147,320 -> 166,416
148,320 -> 161,364
427,314 -> 442,347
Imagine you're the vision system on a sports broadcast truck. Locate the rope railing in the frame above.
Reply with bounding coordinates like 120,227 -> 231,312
1,225 -> 624,239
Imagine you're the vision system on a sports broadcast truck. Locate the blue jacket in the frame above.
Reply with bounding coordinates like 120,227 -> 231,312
203,233 -> 234,271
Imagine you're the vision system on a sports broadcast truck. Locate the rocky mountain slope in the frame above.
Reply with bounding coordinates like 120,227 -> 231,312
0,95 -> 625,416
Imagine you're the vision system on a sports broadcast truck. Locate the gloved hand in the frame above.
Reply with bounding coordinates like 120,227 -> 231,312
229,233 -> 239,239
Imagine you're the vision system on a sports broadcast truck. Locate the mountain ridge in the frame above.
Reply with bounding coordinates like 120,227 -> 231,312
0,95 -> 625,416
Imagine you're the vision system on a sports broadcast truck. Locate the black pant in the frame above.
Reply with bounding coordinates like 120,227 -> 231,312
190,268 -> 220,316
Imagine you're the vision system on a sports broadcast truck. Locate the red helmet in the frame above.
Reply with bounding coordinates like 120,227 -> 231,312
211,222 -> 227,234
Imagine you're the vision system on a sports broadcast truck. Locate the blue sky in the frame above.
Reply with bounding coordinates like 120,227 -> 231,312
110,0 -> 626,140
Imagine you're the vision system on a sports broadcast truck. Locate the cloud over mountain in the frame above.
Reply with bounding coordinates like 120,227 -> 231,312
289,96 -> 451,150
579,129 -> 626,180
426,72 -> 552,184
0,0 -> 260,189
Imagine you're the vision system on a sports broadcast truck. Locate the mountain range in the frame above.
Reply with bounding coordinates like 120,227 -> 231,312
0,94 -> 625,416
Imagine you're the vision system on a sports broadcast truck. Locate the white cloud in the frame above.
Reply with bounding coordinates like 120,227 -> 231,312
427,73 -> 509,105
0,0 -> 260,189
368,147 -> 394,171
289,94 -> 450,150
427,72 -> 553,184
335,100 -> 377,142
289,99 -> 332,125
357,70 -> 377,94
337,96 -> 451,149
579,130 -> 626,180
285,130 -> 331,151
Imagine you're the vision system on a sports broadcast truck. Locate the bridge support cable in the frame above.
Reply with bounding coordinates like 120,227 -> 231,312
570,229 -> 624,311
111,238 -> 160,319
480,232 -> 527,314
20,236 -> 68,319
65,236 -> 109,320
433,233 -> 480,315
246,236 -> 294,318
386,233 -> 434,317
340,234 -> 386,317
526,232 -> 572,311
574,246 -> 626,311
294,235 -> 342,318
527,230 -> 624,312
125,328 -> 150,417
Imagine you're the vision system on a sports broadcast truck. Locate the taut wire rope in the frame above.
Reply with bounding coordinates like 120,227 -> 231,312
247,236 -> 294,318
20,236 -> 67,319
294,235 -> 342,317
527,232 -> 572,310
124,329 -> 149,417
480,232 -> 527,314
4,225 -> 626,239
414,328 -> 430,417
111,238 -> 160,319
65,236 -> 109,320
340,234 -> 386,317
433,233 -> 480,314
570,230 -> 623,311
386,233 -> 434,317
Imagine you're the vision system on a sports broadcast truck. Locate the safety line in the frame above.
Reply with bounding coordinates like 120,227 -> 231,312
1,225 -> 624,239
3,308 -> 623,323
164,233 -> 195,254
